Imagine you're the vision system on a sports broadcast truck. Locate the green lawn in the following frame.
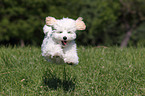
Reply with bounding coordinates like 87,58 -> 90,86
0,46 -> 145,96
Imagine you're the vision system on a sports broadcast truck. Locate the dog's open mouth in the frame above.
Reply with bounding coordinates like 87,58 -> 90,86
61,41 -> 67,46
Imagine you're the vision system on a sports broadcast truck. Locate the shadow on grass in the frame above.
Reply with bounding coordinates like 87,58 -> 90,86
43,67 -> 76,92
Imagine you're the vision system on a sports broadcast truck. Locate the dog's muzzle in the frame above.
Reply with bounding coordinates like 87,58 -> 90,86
63,36 -> 67,40
62,36 -> 68,46
61,41 -> 67,46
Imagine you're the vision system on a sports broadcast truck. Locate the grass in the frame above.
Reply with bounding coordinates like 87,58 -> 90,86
0,46 -> 145,96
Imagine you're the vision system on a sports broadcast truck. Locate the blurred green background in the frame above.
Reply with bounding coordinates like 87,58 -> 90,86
0,0 -> 145,47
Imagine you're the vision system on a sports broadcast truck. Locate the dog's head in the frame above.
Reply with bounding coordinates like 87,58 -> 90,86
45,16 -> 86,46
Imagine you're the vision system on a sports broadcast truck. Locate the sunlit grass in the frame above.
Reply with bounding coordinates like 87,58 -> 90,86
0,46 -> 145,95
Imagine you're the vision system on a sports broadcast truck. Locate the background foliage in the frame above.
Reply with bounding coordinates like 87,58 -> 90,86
0,0 -> 145,47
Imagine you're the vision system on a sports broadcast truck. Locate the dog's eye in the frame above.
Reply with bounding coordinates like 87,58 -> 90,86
57,31 -> 62,33
68,31 -> 72,34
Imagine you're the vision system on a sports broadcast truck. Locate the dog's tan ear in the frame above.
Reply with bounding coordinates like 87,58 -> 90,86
46,16 -> 57,25
76,17 -> 86,30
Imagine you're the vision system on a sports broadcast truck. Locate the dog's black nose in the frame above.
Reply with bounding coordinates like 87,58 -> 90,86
63,36 -> 67,40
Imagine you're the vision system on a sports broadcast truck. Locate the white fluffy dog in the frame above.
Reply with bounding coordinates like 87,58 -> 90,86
41,16 -> 86,65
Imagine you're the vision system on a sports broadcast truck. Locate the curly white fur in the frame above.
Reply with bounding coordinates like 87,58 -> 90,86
41,16 -> 86,65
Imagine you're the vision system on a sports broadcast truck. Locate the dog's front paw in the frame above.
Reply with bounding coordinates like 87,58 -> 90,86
64,55 -> 79,65
51,52 -> 63,58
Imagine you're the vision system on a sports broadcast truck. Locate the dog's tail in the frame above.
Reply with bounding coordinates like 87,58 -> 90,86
43,25 -> 53,37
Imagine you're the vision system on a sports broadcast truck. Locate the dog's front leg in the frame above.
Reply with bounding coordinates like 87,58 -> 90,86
42,38 -> 64,59
50,45 -> 64,58
63,42 -> 79,65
